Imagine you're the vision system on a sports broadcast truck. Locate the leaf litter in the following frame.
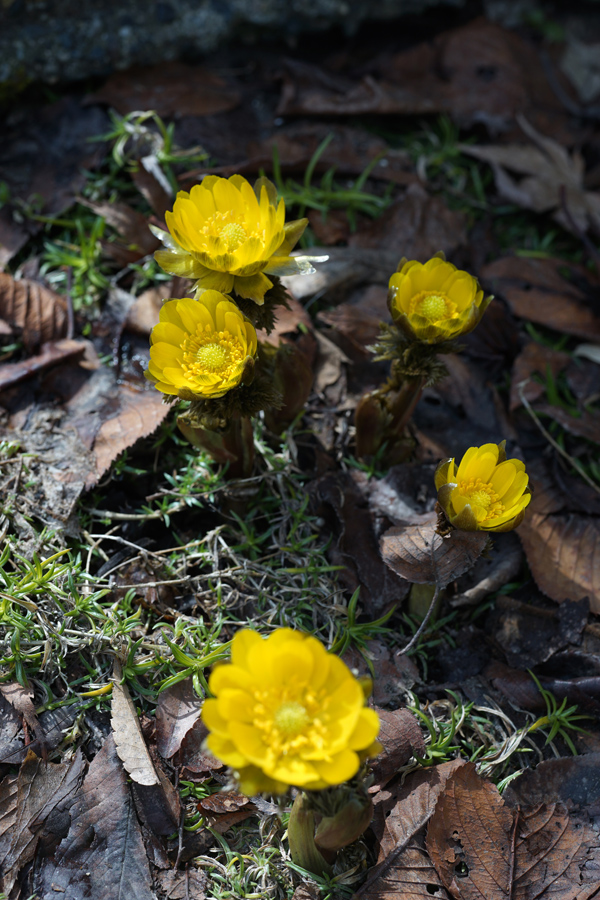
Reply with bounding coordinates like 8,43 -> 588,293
1,8 -> 600,900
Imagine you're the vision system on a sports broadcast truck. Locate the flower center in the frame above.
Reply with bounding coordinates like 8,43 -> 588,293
458,478 -> 504,522
419,294 -> 448,320
181,326 -> 245,381
219,222 -> 247,251
195,342 -> 230,371
274,701 -> 310,737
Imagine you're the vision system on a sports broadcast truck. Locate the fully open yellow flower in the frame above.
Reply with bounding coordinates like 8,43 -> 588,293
152,175 -> 326,305
388,256 -> 491,343
202,628 -> 381,794
435,442 -> 531,532
146,291 -> 257,399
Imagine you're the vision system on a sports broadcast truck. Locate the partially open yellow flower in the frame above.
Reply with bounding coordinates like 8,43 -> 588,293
146,291 -> 257,399
152,175 -> 326,305
435,442 -> 531,532
388,256 -> 491,343
202,628 -> 381,794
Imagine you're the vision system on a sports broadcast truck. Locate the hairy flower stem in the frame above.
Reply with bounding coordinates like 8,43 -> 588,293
288,793 -> 333,877
355,375 -> 424,464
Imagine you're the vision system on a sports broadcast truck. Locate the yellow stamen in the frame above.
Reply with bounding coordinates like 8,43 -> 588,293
457,478 -> 504,522
274,701 -> 310,737
219,222 -> 247,251
181,326 -> 244,380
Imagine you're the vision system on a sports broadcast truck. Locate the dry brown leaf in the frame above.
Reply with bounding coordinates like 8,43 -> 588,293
155,676 -> 202,760
156,868 -> 208,900
88,384 -> 170,488
481,256 -> 600,343
381,514 -> 488,587
0,683 -> 40,738
178,718 -> 224,778
198,791 -> 256,834
518,512 -> 600,612
509,342 -> 570,411
312,471 -> 410,618
534,402 -> 600,445
80,198 -> 159,264
0,750 -> 85,895
370,708 -> 426,788
463,116 -> 600,233
0,338 -> 87,391
124,286 -> 163,335
87,62 -> 241,117
353,760 -> 464,900
0,273 -> 68,352
426,762 -> 600,899
111,662 -> 159,787
349,184 -> 467,260
34,734 -> 156,900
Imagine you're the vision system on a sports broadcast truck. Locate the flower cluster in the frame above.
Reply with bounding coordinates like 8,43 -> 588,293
146,175 -> 326,410
388,256 -> 491,344
435,441 -> 531,532
202,628 -> 381,794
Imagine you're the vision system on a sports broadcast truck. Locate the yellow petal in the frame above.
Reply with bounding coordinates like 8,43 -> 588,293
312,749 -> 359,785
231,629 -> 262,669
347,708 -> 380,751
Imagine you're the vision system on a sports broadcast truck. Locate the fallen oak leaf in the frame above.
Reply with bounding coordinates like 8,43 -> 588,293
0,272 -> 68,352
353,759 -> 465,900
426,762 -> 600,899
87,383 -> 170,488
381,513 -> 488,587
462,115 -> 600,234
33,734 -> 157,900
0,750 -> 85,896
517,511 -> 600,612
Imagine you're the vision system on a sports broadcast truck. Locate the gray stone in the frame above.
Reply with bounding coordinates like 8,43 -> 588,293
0,0 -> 467,87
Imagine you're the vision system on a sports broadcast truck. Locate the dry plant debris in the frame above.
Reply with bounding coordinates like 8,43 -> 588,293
1,6 -> 600,899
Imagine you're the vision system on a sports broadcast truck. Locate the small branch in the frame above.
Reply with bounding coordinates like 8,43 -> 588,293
397,582 -> 441,656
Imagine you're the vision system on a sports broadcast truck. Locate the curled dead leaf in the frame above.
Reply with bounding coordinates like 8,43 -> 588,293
381,514 -> 488,587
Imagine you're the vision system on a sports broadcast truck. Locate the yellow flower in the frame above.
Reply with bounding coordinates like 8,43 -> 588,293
435,442 -> 531,532
388,256 -> 491,343
152,175 -> 327,305
146,291 -> 257,399
202,628 -> 381,794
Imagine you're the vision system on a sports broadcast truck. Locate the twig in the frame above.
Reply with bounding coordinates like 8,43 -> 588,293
517,381 -> 600,496
397,583 -> 441,656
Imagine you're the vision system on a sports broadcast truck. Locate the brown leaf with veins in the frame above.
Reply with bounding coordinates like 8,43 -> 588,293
111,662 -> 159,786
0,750 -> 85,895
381,514 -> 488,587
0,273 -> 68,352
463,115 -> 600,234
88,384 -> 170,488
518,512 -> 600,612
353,759 -> 464,900
155,676 -> 202,760
370,707 -> 426,788
33,734 -> 156,900
426,762 -> 600,899
481,256 -> 600,343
